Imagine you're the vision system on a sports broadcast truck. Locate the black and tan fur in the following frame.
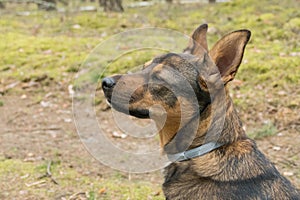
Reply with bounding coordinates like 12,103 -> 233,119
102,24 -> 300,199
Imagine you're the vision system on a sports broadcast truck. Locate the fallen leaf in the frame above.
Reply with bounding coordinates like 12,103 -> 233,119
98,188 -> 106,194
112,131 -> 127,139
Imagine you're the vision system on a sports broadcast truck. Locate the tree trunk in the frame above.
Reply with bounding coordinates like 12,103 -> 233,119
99,0 -> 124,12
59,0 -> 68,6
37,0 -> 57,11
209,0 -> 216,3
0,2 -> 5,9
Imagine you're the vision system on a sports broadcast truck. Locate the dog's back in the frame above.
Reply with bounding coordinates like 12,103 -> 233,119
163,139 -> 300,199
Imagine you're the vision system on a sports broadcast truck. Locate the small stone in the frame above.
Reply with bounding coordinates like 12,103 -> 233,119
272,146 -> 281,151
19,190 -> 28,195
72,24 -> 81,29
283,171 -> 294,176
277,132 -> 283,137
64,118 -> 72,123
112,131 -> 127,139
40,101 -> 51,108
27,152 -> 34,157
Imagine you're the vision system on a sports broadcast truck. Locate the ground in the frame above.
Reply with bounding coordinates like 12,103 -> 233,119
0,0 -> 299,199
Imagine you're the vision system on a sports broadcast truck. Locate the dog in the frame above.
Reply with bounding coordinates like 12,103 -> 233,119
102,24 -> 300,199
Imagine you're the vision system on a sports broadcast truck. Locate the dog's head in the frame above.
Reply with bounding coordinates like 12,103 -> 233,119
102,24 -> 250,148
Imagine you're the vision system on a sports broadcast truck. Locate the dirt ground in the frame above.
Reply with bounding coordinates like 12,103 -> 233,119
0,81 -> 165,199
0,78 -> 299,199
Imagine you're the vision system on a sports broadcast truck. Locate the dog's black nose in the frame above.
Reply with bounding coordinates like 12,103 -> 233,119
102,77 -> 115,89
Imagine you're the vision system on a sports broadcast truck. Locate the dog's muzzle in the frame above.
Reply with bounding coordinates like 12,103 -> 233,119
102,77 -> 115,90
102,77 -> 116,103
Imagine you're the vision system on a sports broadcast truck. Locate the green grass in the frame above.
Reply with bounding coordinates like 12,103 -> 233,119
0,32 -> 95,82
1,0 -> 299,88
248,122 -> 278,139
0,158 -> 163,199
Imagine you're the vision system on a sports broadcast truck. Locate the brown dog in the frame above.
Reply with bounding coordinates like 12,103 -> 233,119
102,24 -> 300,199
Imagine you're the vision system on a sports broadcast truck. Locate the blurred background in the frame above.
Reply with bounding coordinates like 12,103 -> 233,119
0,0 -> 299,199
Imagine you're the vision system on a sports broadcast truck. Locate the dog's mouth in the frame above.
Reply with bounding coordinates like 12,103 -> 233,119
129,109 -> 150,119
102,75 -> 150,119
105,96 -> 150,119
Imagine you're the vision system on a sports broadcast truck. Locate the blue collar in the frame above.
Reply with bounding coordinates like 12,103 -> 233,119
167,142 -> 223,162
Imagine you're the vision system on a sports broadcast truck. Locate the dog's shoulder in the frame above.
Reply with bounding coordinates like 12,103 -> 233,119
163,139 -> 300,199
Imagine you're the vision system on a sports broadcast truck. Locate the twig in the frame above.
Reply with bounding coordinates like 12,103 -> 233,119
4,127 -> 61,133
47,160 -> 52,176
26,100 -> 42,107
47,161 -> 59,185
6,111 -> 27,124
25,180 -> 46,187
68,192 -> 87,200
38,160 -> 59,185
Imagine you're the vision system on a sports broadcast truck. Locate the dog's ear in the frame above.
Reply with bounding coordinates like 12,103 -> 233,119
184,24 -> 208,56
209,30 -> 251,84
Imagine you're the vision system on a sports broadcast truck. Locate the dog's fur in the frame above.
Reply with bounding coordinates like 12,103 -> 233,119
102,24 -> 300,199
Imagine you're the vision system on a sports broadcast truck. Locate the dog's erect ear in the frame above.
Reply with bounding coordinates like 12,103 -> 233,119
190,24 -> 208,51
209,30 -> 251,84
184,24 -> 208,56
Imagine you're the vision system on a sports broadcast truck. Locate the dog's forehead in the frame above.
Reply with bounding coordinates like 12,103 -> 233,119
146,53 -> 200,70
153,53 -> 196,64
143,53 -> 207,89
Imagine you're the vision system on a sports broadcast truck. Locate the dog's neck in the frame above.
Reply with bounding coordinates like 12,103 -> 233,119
190,94 -> 247,148
161,90 -> 247,154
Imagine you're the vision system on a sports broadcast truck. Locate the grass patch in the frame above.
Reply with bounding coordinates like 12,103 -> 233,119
0,158 -> 163,199
0,0 -> 299,91
248,122 -> 278,139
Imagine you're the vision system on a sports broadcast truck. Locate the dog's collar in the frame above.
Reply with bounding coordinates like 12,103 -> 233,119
167,142 -> 223,162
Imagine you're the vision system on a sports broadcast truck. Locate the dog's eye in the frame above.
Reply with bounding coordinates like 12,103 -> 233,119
149,84 -> 177,107
150,72 -> 164,83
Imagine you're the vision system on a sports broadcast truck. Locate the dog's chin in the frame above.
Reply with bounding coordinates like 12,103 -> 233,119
107,100 -> 150,119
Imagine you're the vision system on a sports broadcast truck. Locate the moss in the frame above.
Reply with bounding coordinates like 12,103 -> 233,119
248,122 -> 278,139
0,33 -> 93,81
258,13 -> 275,22
284,17 -> 300,33
1,0 -> 299,88
0,158 -> 163,199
